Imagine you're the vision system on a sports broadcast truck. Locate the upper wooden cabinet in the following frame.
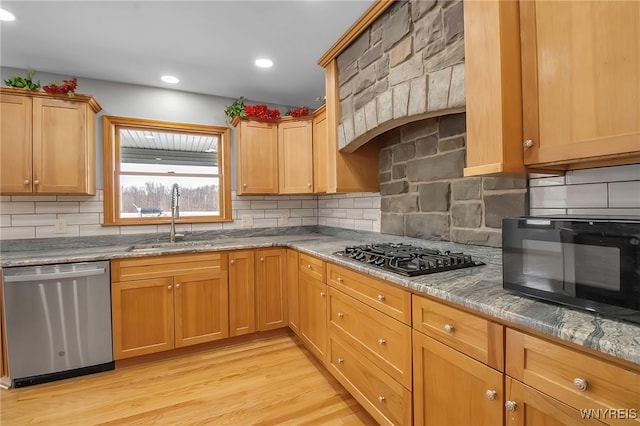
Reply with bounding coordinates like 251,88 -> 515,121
464,0 -> 640,176
520,0 -> 640,169
278,118 -> 314,194
234,118 -> 278,195
0,88 -> 101,195
312,106 -> 328,193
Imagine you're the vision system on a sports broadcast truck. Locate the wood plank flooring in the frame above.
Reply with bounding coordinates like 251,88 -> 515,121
0,332 -> 376,425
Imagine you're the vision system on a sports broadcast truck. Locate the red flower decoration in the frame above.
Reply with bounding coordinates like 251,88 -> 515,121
288,106 -> 309,118
43,78 -> 78,98
244,104 -> 281,120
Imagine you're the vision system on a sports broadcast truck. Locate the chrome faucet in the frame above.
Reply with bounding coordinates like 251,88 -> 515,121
170,183 -> 184,243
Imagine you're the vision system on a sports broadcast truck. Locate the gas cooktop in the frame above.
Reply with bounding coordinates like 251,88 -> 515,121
334,243 -> 485,277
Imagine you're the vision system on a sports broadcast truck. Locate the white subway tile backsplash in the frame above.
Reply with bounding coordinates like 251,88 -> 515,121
354,197 -> 373,208
301,200 -> 317,209
529,184 -> 608,208
11,195 -> 57,202
36,225 -> 80,238
609,181 -> 640,208
263,209 -> 288,218
0,227 -> 36,239
283,217 -> 302,227
1,215 -> 11,227
79,201 -> 103,213
79,224 -> 121,236
339,218 -> 355,229
346,209 -> 364,219
250,201 -> 278,209
1,202 -> 35,214
338,198 -> 355,208
36,202 -> 80,214
565,164 -> 640,185
0,196 -> 10,202
325,199 -> 340,208
529,208 -> 567,216
277,200 -> 302,209
302,217 -> 318,226
119,225 -> 159,234
57,195 -> 96,201
11,214 -> 57,227
567,208 -> 640,216
253,218 -> 278,228
290,209 -> 315,217
60,213 -> 101,225
191,222 -> 224,231
528,176 -> 566,187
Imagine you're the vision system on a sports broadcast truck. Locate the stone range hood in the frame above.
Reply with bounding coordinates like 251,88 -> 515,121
336,0 -> 466,153
333,0 -> 527,247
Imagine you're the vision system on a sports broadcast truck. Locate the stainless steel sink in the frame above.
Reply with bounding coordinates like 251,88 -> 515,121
126,240 -> 215,252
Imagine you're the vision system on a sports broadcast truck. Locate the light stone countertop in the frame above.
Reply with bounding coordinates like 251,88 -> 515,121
1,226 -> 639,367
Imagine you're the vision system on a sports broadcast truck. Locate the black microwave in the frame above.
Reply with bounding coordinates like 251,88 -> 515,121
502,216 -> 640,324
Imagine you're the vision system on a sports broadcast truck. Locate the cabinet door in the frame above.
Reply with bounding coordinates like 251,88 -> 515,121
32,98 -> 94,194
287,249 -> 300,335
174,271 -> 229,347
228,250 -> 256,337
278,119 -> 313,194
312,106 -> 328,193
299,274 -> 327,364
505,377 -> 607,426
413,330 -> 503,426
521,1 -> 640,167
0,94 -> 33,194
255,248 -> 288,330
112,277 -> 175,360
237,120 -> 278,194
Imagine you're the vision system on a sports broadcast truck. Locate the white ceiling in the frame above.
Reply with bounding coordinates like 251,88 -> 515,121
0,0 -> 375,107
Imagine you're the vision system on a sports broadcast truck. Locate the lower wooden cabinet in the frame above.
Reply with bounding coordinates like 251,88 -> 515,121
413,329 -> 504,426
299,273 -> 328,363
505,377 -> 608,426
286,249 -> 300,335
255,248 -> 288,331
228,250 -> 256,337
111,253 -> 229,360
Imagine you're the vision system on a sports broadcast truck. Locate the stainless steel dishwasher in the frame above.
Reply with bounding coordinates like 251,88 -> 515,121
2,261 -> 114,388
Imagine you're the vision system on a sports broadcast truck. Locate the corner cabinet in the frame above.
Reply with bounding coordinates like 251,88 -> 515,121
464,0 -> 640,176
0,87 -> 101,195
255,248 -> 288,331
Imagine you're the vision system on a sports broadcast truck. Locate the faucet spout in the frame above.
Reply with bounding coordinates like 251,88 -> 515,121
170,183 -> 183,243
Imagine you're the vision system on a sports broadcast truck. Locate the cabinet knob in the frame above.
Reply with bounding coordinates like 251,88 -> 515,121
33,179 -> 40,185
505,401 -> 517,412
23,179 -> 30,185
260,257 -> 264,262
573,378 -> 588,392
337,277 -> 343,283
523,139 -> 533,149
320,292 -> 326,297
337,312 -> 344,318
377,396 -> 385,403
486,390 -> 497,400
230,259 -> 235,264
444,323 -> 454,333
307,264 -> 312,269
337,357 -> 344,364
167,285 -> 172,290
378,338 -> 386,345
175,283 -> 180,289
307,183 -> 311,187
243,183 -> 247,188
376,294 -> 385,302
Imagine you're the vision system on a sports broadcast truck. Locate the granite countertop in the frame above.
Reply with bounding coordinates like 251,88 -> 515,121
1,226 -> 639,367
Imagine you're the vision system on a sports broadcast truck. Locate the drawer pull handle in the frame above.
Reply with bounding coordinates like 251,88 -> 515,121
573,378 -> 588,392
337,357 -> 344,364
378,338 -> 386,345
443,324 -> 454,333
377,396 -> 385,403
307,264 -> 312,269
505,401 -> 517,412
486,390 -> 497,400
376,294 -> 385,302
320,292 -> 326,297
337,277 -> 343,282
337,312 -> 344,318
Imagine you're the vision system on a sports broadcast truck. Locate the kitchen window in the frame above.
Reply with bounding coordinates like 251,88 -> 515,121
102,116 -> 231,225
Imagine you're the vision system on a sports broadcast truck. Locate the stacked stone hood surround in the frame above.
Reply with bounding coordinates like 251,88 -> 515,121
336,0 -> 527,247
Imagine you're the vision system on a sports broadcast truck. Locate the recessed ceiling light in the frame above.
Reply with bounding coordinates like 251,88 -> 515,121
161,75 -> 179,84
255,58 -> 273,69
0,8 -> 15,21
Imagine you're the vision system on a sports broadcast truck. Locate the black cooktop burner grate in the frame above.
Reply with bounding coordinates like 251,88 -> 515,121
334,243 -> 485,276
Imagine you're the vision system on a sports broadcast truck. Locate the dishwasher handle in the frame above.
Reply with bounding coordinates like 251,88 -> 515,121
3,267 -> 106,283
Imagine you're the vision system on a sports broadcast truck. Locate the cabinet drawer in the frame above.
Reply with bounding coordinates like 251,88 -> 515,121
299,252 -> 325,282
327,263 -> 411,324
112,252 -> 225,282
328,334 -> 412,426
329,287 -> 411,389
506,328 -> 640,426
412,295 -> 504,371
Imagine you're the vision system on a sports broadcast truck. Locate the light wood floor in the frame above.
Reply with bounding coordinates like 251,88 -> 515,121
0,332 -> 376,425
